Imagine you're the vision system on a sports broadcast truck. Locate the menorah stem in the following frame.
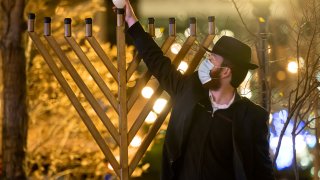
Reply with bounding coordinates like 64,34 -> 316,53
116,8 -> 129,180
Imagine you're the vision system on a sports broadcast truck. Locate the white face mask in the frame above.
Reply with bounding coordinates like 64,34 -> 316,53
198,58 -> 214,84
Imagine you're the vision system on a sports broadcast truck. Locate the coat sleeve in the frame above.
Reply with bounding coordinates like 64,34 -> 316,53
127,22 -> 187,97
253,109 -> 275,180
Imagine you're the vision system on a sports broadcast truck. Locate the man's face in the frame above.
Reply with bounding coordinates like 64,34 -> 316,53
203,53 -> 225,90
207,53 -> 224,67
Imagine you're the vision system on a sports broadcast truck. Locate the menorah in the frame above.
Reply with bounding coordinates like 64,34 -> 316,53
27,10 -> 215,180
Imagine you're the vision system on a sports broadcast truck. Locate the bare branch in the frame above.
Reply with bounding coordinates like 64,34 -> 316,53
273,115 -> 291,166
295,117 -> 319,135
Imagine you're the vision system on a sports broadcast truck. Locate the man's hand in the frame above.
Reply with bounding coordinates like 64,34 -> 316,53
124,0 -> 138,27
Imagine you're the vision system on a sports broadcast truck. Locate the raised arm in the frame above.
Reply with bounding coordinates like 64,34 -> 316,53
124,0 -> 138,28
124,0 -> 187,97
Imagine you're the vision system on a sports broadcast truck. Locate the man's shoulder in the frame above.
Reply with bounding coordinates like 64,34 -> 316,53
240,97 -> 269,117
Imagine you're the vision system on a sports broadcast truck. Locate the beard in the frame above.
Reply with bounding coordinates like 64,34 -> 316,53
203,68 -> 222,90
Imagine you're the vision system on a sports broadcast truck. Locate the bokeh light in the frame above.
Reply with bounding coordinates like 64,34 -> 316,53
153,98 -> 168,114
220,29 -> 235,37
276,71 -> 286,81
240,88 -> 252,99
239,72 -> 252,99
269,136 -> 293,170
177,61 -> 189,74
287,61 -> 298,73
170,43 -> 182,54
269,109 -> 317,171
108,155 -> 120,171
141,86 -> 154,99
184,28 -> 190,37
155,28 -> 164,38
145,111 -> 157,124
305,134 -> 317,148
295,135 -> 307,154
299,156 -> 311,169
130,136 -> 142,148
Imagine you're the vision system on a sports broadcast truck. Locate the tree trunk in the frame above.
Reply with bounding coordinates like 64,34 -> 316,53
0,0 -> 28,179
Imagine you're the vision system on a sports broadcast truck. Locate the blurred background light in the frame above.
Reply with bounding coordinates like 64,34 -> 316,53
170,43 -> 182,54
316,71 -> 320,91
312,167 -> 320,178
184,28 -> 190,37
269,109 -> 317,171
220,29 -> 235,37
287,61 -> 298,73
153,98 -> 167,114
305,134 -> 317,148
299,156 -> 311,169
141,86 -> 154,99
108,155 -> 120,171
177,61 -> 189,74
240,88 -> 252,99
270,136 -> 293,170
295,135 -> 307,154
239,72 -> 252,99
269,114 -> 273,124
108,163 -> 113,171
130,136 -> 142,148
155,28 -> 164,38
276,70 -> 286,81
145,111 -> 157,124
308,112 -> 316,129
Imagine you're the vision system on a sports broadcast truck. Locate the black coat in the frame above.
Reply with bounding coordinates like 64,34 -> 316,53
128,22 -> 274,180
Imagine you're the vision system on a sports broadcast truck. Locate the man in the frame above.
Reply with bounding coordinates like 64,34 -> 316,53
124,1 -> 275,179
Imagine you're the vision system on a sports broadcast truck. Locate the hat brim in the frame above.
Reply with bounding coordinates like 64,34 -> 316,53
201,46 -> 213,54
201,45 -> 259,70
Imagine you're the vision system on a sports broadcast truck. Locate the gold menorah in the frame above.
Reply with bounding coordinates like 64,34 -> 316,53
27,10 -> 215,180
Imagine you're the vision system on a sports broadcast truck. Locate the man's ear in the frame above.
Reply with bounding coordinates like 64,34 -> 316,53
221,67 -> 232,79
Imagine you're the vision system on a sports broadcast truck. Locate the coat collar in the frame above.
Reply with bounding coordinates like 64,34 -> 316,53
198,86 -> 244,112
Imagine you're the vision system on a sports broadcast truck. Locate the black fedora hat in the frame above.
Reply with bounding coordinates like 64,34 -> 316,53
204,36 -> 258,70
